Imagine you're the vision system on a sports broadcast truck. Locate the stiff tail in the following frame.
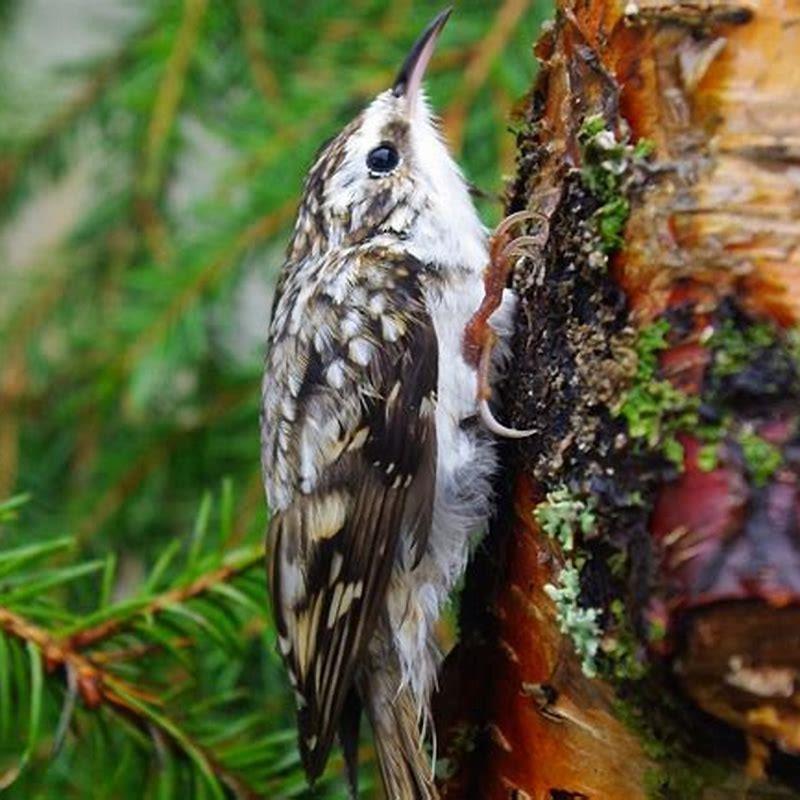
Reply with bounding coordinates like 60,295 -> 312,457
358,665 -> 439,800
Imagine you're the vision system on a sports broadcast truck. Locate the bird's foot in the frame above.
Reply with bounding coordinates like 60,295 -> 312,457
463,209 -> 549,439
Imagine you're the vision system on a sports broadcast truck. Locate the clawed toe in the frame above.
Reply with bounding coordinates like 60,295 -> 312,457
463,207 -> 548,440
477,332 -> 534,439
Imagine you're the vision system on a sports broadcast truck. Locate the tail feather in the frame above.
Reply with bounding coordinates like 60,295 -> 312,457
360,667 -> 439,800
339,688 -> 362,799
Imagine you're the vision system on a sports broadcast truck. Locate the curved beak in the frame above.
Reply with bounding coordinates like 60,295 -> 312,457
392,7 -> 452,107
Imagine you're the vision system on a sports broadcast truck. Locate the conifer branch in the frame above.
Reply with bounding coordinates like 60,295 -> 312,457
0,607 -> 262,799
442,0 -> 532,151
67,543 -> 264,649
76,386 -> 252,544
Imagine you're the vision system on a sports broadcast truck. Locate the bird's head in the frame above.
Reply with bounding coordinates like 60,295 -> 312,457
288,7 -> 486,269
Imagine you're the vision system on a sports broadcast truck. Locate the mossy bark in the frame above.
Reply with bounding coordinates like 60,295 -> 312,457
436,0 -> 800,797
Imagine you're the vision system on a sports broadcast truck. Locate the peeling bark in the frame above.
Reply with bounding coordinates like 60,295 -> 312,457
437,0 -> 800,797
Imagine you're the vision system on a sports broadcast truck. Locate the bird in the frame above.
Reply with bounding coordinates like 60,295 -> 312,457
260,8 -> 524,798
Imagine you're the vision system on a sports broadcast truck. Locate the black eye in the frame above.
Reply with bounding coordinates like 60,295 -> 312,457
366,144 -> 399,175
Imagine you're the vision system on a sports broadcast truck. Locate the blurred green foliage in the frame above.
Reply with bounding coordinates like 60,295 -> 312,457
0,0 -> 549,796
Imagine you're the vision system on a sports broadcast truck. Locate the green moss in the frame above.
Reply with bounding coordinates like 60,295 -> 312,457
696,442 -> 720,472
577,114 -> 653,256
633,138 -> 655,159
646,618 -> 666,645
595,196 -> 631,253
613,321 -> 699,468
579,114 -> 607,140
788,327 -> 800,369
634,319 -> 670,376
737,429 -> 782,487
601,599 -> 648,681
616,319 -> 787,481
644,766 -> 710,800
613,692 -> 731,799
709,319 -> 777,378
606,550 -> 628,578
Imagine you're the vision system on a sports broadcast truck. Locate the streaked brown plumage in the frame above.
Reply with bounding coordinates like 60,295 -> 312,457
261,8 -> 515,798
265,245 -> 439,784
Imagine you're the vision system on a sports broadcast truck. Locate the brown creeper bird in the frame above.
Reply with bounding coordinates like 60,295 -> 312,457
261,8 -> 523,798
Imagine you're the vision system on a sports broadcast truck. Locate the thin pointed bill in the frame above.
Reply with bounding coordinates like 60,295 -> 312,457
391,7 -> 452,108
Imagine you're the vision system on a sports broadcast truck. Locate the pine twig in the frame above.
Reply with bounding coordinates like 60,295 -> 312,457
0,607 -> 152,710
76,386 -> 251,544
0,607 -> 261,799
139,0 -> 208,195
0,350 -> 25,498
0,21 -> 155,206
67,543 -> 264,649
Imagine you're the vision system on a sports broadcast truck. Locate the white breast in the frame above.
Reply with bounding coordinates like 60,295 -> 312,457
370,90 -> 520,713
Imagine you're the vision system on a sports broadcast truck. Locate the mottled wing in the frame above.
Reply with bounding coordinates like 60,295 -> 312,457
261,249 -> 437,780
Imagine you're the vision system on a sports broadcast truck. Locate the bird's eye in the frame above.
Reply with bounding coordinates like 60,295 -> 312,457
366,144 -> 400,175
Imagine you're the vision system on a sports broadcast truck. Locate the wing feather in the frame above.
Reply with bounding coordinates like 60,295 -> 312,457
263,250 -> 437,780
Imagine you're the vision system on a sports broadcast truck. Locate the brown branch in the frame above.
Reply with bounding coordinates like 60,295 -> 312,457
89,637 -> 192,664
442,0 -> 532,152
0,607 -> 148,707
0,351 -> 26,498
237,0 -> 280,102
67,544 -> 263,650
136,0 -> 208,265
139,0 -> 208,199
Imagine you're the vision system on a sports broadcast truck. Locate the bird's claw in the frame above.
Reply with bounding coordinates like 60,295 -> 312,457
477,330 -> 535,439
463,209 -> 549,439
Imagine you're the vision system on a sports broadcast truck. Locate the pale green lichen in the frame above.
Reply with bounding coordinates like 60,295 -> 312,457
535,488 -> 603,677
533,487 -> 597,551
544,559 -> 602,678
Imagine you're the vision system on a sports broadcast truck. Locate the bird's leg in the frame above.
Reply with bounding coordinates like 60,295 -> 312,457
463,209 -> 549,439
462,209 -> 543,367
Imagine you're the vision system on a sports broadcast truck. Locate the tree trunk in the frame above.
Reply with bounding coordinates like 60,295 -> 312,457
437,0 -> 800,797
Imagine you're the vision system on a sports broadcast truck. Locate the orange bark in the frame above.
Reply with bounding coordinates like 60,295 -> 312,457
440,478 -> 651,799
439,0 -> 800,796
